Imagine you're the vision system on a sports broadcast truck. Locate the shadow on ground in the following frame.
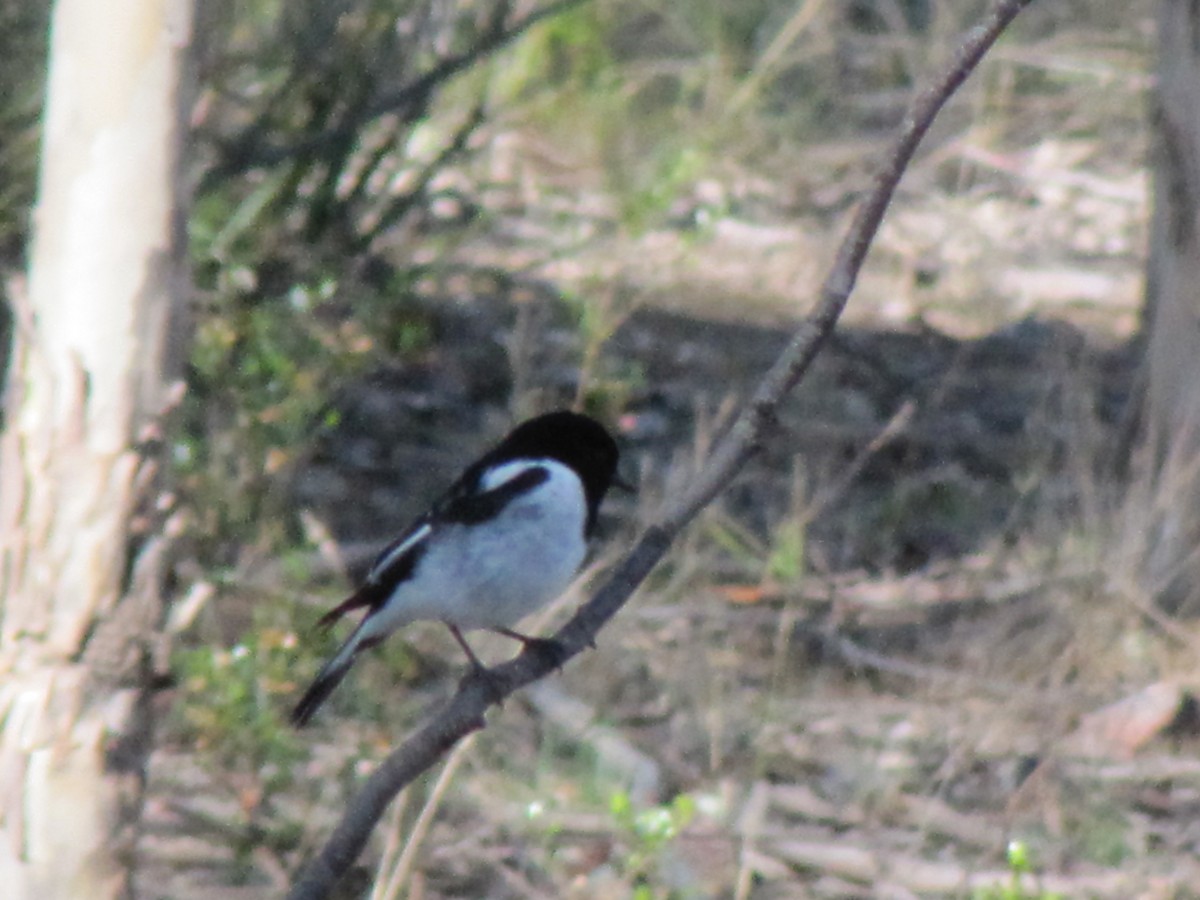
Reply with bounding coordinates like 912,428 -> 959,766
295,296 -> 1138,579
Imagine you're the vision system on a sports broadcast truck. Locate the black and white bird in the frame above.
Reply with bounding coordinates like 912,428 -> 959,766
290,410 -> 620,727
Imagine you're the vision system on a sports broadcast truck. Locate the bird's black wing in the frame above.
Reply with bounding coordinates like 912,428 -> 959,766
314,519 -> 432,626
437,465 -> 550,525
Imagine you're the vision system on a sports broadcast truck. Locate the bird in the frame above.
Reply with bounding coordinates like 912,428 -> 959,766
290,410 -> 621,727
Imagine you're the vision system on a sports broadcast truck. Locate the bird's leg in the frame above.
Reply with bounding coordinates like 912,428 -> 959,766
492,627 -> 570,670
447,623 -> 506,704
447,623 -> 488,672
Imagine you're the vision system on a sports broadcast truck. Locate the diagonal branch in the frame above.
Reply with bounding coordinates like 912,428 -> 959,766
287,2 -> 1034,896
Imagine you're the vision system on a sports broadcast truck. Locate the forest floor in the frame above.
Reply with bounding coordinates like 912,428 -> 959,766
138,7 -> 1200,899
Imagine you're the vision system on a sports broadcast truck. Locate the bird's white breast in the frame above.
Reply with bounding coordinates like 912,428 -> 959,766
372,459 -> 588,631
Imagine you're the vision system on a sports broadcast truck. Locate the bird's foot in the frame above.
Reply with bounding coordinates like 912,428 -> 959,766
445,623 -> 507,705
493,628 -> 571,670
519,636 -> 570,670
460,661 -> 507,706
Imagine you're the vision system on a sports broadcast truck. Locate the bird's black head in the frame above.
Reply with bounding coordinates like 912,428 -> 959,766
490,410 -> 620,529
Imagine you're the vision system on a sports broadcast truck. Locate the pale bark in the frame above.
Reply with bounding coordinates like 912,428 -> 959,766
1141,1 -> 1200,610
0,0 -> 193,896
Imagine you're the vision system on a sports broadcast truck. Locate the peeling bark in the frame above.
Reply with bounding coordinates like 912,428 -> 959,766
0,1 -> 193,896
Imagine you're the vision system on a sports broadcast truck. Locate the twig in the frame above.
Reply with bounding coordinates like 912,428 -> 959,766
800,399 -> 916,525
287,3 -> 1033,896
372,735 -> 476,900
202,0 -> 584,189
733,781 -> 771,900
366,783 -> 411,900
804,625 -> 1002,690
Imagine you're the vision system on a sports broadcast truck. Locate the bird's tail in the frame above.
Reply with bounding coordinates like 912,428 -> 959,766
290,623 -> 379,727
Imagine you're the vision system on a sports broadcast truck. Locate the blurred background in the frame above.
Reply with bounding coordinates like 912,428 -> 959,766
3,0 -> 1187,896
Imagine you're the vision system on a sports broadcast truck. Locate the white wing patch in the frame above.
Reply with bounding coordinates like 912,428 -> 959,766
368,523 -> 432,583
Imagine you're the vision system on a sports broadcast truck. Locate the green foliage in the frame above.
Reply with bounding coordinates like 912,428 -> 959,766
496,2 -> 726,236
608,791 -> 696,899
497,3 -> 615,100
618,145 -> 713,238
527,784 -> 697,899
610,789 -> 695,851
562,282 -> 645,416
177,277 -> 384,555
174,624 -> 308,791
703,513 -> 808,586
522,733 -> 700,898
171,618 -> 321,875
766,517 -> 807,584
971,840 -> 1065,900
1068,800 -> 1132,868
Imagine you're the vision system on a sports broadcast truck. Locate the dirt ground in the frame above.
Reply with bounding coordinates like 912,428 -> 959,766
139,8 -> 1200,899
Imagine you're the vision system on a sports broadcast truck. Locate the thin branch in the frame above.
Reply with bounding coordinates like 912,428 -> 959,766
202,0 -> 585,190
354,103 -> 489,252
286,3 -> 1033,896
800,399 -> 916,526
371,735 -> 477,900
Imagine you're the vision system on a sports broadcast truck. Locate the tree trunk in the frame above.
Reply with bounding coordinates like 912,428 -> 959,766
1139,1 -> 1200,612
0,1 -> 193,896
